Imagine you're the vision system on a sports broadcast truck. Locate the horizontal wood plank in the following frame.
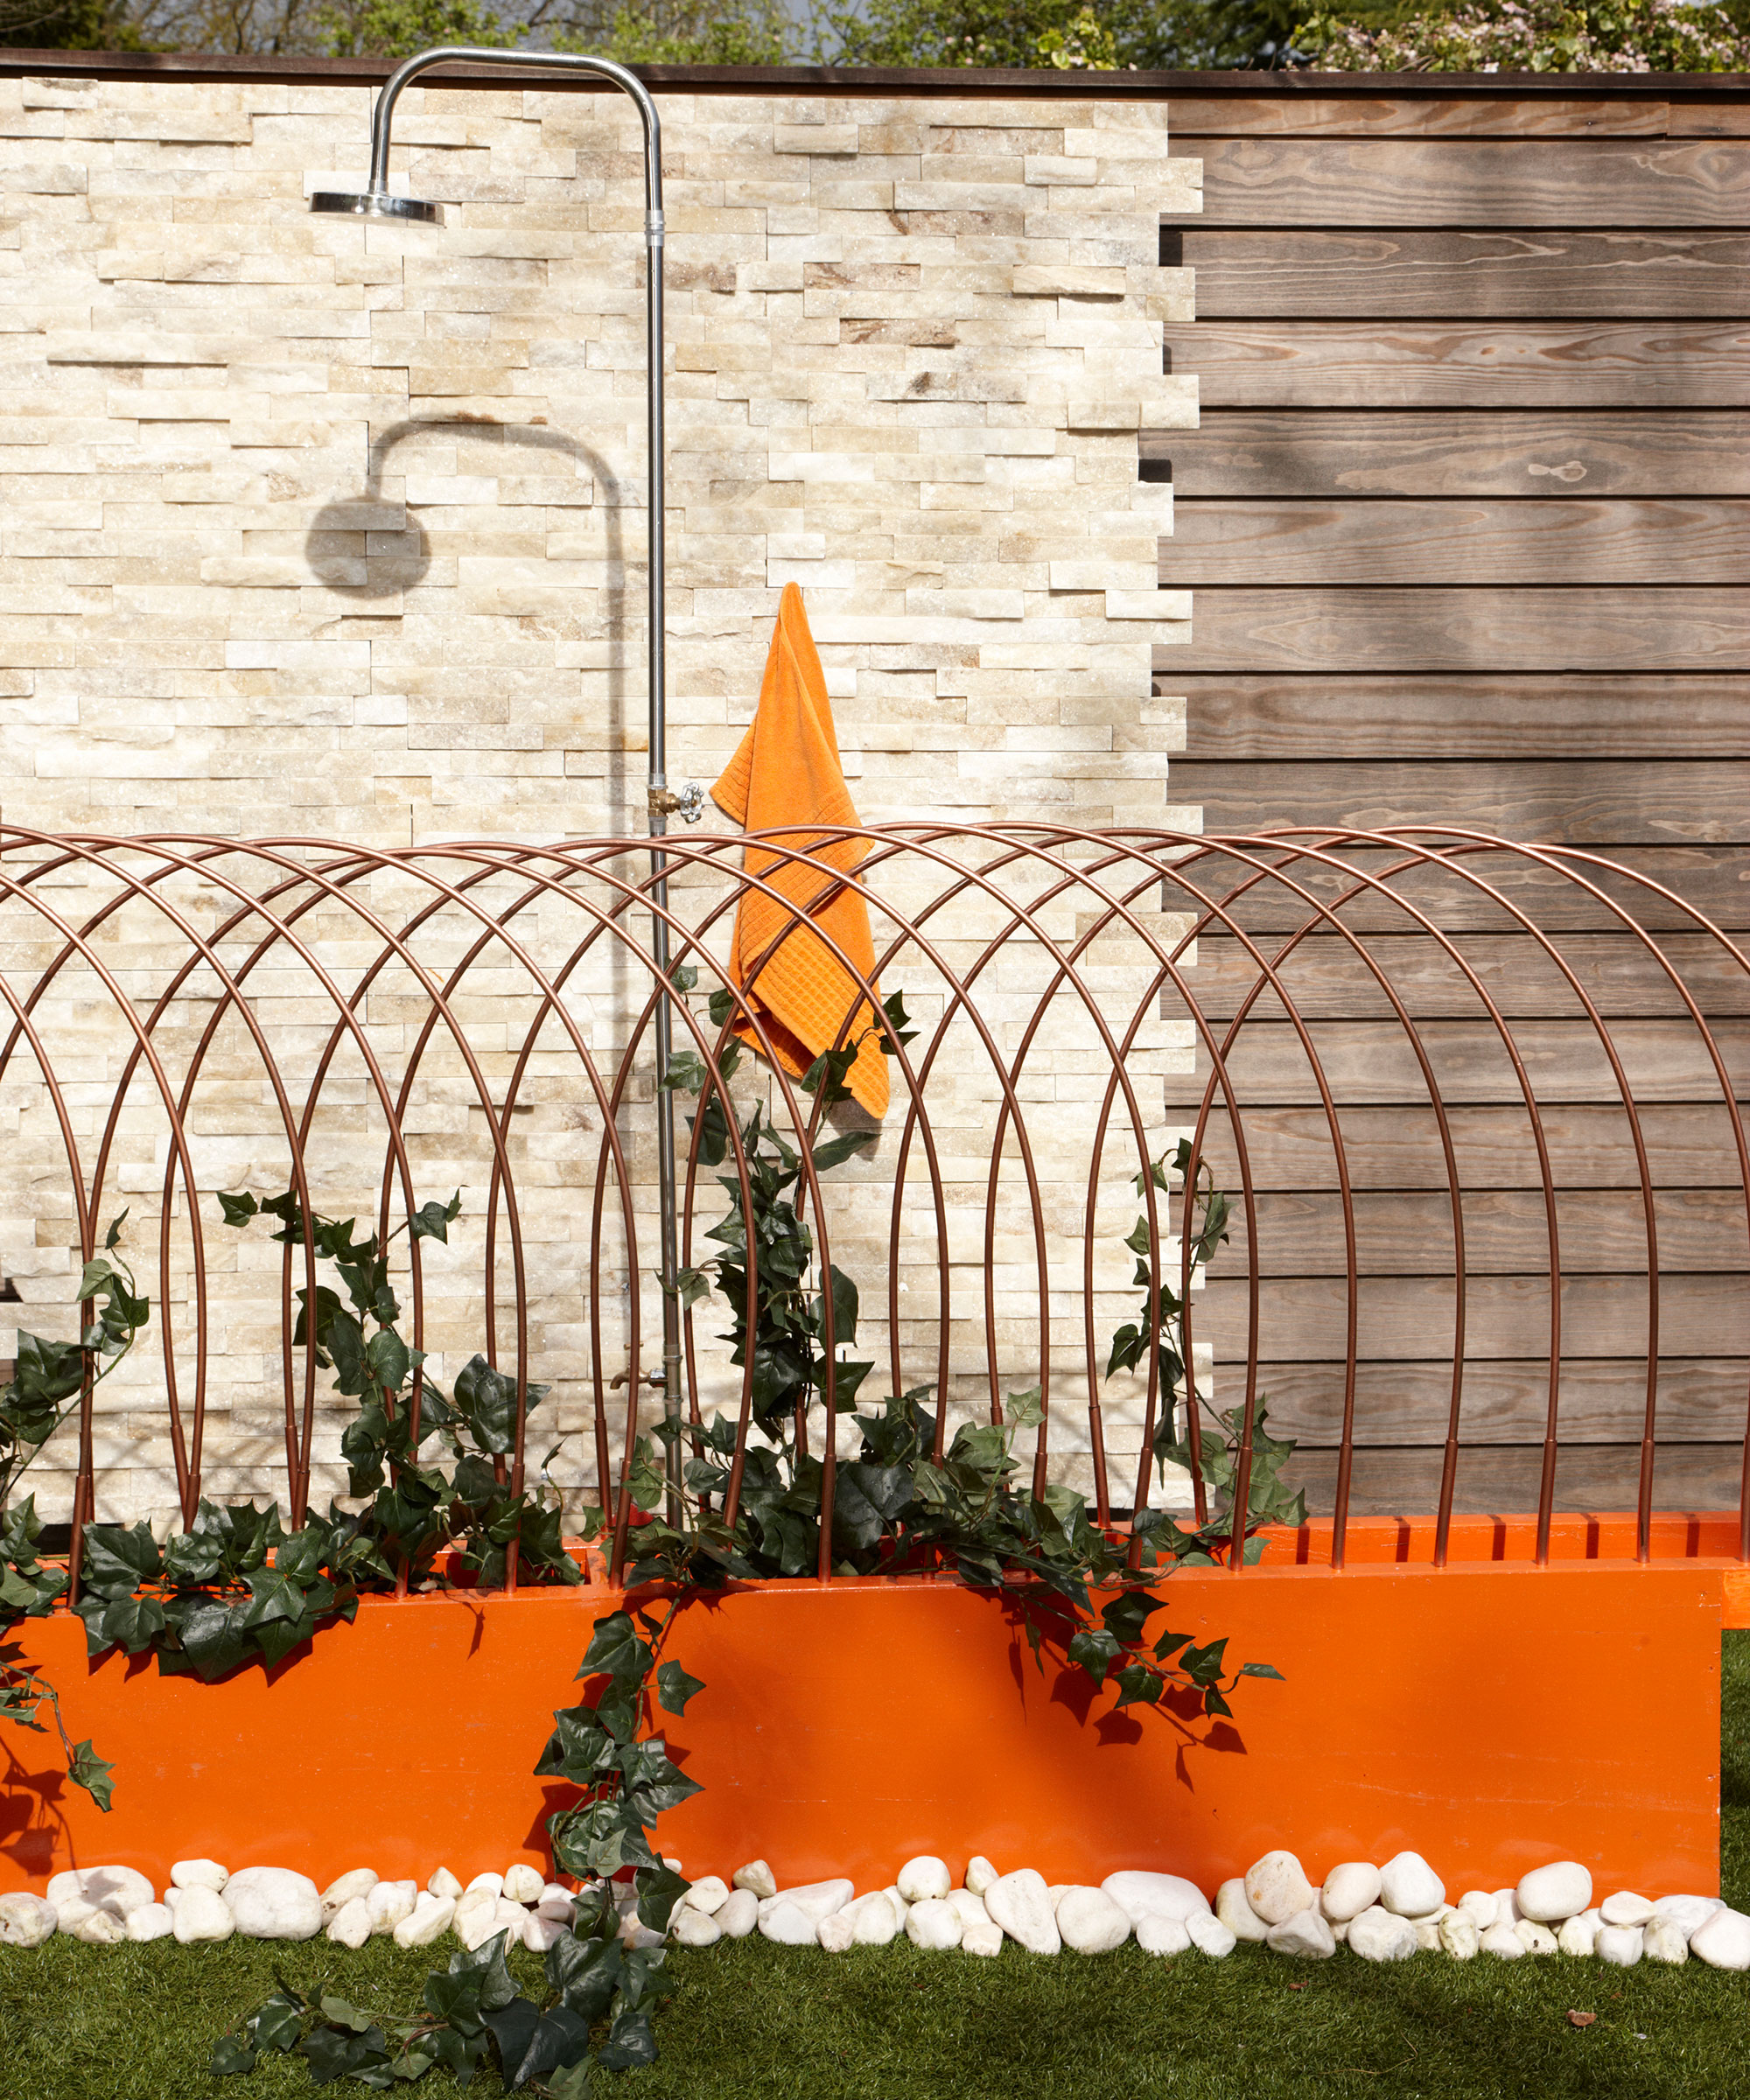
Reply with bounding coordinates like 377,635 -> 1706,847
1180,228 -> 1750,318
1175,139 -> 1750,228
1161,498 -> 1750,586
1184,932 -> 1750,1019
1158,1015 -> 1750,1104
1144,412 -> 1750,496
1170,758 -> 1750,837
1160,322 -> 1750,409
1160,844 -> 1750,934
1162,98 -> 1673,139
1215,1189 -> 1750,1276
1273,1443 -> 1740,1519
1197,1271 -> 1749,1358
1170,676 -> 1750,760
1240,1360 -> 1750,1445
1168,1102 -> 1750,1189
1163,592 -> 1750,675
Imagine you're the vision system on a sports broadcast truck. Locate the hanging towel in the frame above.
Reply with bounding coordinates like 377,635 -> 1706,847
710,582 -> 889,1119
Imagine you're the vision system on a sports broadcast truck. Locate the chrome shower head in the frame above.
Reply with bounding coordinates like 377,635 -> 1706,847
309,190 -> 444,226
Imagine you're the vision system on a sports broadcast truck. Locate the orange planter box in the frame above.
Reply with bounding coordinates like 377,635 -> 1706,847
2,1544 -> 1727,1902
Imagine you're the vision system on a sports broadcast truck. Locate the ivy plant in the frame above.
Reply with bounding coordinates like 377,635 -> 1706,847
216,1605 -> 699,2094
73,1187 -> 582,1684
0,1214 -> 144,1809
602,990 -> 1290,1721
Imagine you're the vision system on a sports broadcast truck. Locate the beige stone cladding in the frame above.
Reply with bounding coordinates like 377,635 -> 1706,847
0,70 -> 1203,1528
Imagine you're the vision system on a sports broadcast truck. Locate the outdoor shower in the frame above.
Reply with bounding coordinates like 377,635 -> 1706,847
312,47 -> 702,1477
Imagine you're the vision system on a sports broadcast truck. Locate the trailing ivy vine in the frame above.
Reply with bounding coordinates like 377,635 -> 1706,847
0,1214 -> 144,1809
602,986 -> 1292,1721
216,1604 -> 698,2096
69,1187 -> 583,1685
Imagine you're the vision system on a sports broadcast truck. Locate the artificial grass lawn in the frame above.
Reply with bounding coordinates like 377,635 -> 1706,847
4,1633 -> 1748,2100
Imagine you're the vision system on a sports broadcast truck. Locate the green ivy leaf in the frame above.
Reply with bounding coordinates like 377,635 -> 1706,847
210,2037 -> 258,2077
654,1659 -> 704,1717
66,1738 -> 116,1811
634,1862 -> 691,1933
1066,1625 -> 1123,1687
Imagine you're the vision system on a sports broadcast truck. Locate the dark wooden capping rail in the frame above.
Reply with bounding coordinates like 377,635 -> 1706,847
0,48 -> 1746,101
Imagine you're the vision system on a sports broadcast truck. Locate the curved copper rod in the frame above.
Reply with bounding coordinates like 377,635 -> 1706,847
5,821 -> 1747,1583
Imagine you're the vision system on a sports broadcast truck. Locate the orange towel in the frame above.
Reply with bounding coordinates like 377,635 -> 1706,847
710,583 -> 889,1119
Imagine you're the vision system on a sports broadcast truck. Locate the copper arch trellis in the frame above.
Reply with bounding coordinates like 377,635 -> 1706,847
2,822 -> 1747,1592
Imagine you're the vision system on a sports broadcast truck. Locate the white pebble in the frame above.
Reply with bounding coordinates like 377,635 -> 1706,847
1516,1862 -> 1591,1924
757,1880 -> 852,1927
1690,1908 -> 1750,1970
72,1909 -> 128,1945
503,1865 -> 544,1905
1215,1877 -> 1270,1943
427,1868 -> 462,1901
905,1897 -> 962,1951
1320,1863 -> 1382,1923
1187,1912 -> 1236,1958
1439,1911 -> 1480,1959
672,1908 -> 722,1949
961,1916 -> 1004,1957
1480,1922 -> 1525,1959
320,1870 -> 377,1921
395,1894 -> 455,1949
1457,1890 -> 1498,1932
1347,1907 -> 1416,1964
1056,1886 -> 1131,1955
984,1869 -> 1060,1956
1490,1886 -> 1523,1926
0,1894 -> 57,1949
684,1875 -> 730,1917
367,1880 -> 417,1935
816,1909 -> 858,1953
1245,1851 -> 1314,1926
1653,1894 -> 1722,1942
226,1868 -> 321,1942
465,1872 -> 504,1898
1137,1914 -> 1192,1956
1515,1919 -> 1558,1955
964,1856 -> 998,1896
1643,1916 -> 1689,1964
49,1867 -> 154,1921
760,1900 -> 818,1947
1558,1911 -> 1600,1958
1265,1908 -> 1335,1960
947,1889 -> 989,1929
126,1902 -> 174,1943
171,1860 -> 228,1894
1102,1872 -> 1210,1927
327,1897 -> 373,1950
897,1856 -> 951,1904
1379,1852 -> 1444,1920
716,1888 -> 759,1939
1597,1923 -> 1643,1968
732,1859 -> 778,1900
855,1894 -> 903,1947
1600,1890 -> 1654,1928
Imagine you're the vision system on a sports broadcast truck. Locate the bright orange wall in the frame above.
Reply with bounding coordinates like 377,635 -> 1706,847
2,1556 -> 1725,1901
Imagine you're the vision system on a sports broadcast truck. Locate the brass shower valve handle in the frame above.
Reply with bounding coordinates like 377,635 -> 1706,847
648,783 -> 706,824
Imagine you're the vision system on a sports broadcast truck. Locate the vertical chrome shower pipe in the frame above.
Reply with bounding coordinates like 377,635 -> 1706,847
343,47 -> 686,1505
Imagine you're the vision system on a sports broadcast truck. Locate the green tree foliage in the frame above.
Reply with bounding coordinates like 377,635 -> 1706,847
556,0 -> 787,62
318,0 -> 519,55
1293,0 -> 1750,68
812,0 -> 1310,69
0,0 -> 140,46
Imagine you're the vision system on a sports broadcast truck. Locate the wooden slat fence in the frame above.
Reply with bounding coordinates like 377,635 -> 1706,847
1155,81 -> 1750,1516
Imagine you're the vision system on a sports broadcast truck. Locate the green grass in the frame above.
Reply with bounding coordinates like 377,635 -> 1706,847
6,1632 -> 1750,2100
